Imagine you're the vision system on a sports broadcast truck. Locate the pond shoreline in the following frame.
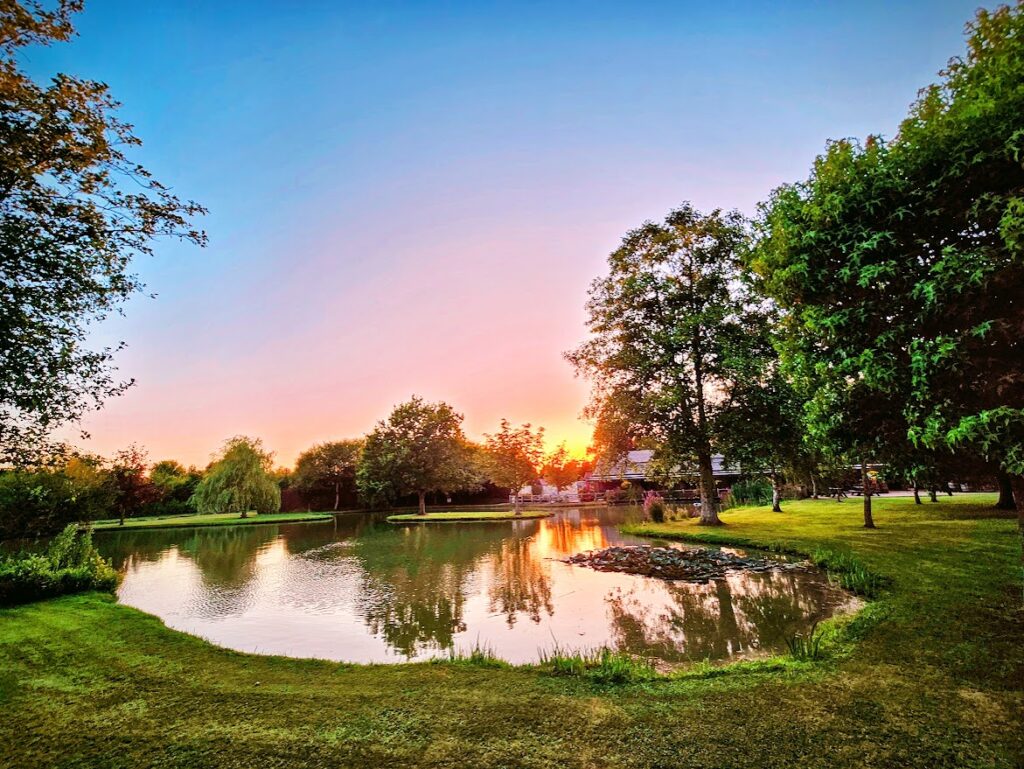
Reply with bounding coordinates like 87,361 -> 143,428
90,512 -> 334,531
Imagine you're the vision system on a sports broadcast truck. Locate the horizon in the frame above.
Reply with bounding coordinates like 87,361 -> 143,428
35,0 -> 981,467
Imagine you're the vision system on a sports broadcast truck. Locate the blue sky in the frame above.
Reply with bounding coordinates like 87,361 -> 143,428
32,0 -> 984,464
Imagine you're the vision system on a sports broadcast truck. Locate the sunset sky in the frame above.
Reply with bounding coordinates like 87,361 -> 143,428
37,0 -> 979,467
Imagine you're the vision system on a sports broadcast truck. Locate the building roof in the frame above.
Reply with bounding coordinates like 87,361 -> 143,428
588,449 -> 739,481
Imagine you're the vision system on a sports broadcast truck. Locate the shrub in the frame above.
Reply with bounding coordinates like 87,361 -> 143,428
0,468 -> 113,539
728,478 -> 773,506
0,525 -> 118,606
643,491 -> 666,523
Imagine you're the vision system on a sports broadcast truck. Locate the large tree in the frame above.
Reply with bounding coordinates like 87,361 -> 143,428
567,203 -> 752,525
0,1 -> 205,463
292,440 -> 362,511
485,420 -> 544,514
357,397 -> 476,514
191,437 -> 280,518
751,4 -> 1024,535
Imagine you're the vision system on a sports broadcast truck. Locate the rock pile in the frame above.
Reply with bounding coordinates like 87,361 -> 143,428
563,545 -> 800,583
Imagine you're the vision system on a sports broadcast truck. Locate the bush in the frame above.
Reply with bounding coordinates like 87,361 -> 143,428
0,525 -> 118,606
0,468 -> 114,539
643,491 -> 666,523
728,478 -> 773,507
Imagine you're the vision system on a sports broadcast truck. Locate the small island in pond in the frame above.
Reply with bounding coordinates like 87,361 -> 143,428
564,545 -> 804,583
386,511 -> 553,523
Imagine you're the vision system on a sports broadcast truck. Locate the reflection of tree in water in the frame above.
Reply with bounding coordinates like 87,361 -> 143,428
606,570 -> 825,662
351,522 -> 507,657
486,528 -> 553,626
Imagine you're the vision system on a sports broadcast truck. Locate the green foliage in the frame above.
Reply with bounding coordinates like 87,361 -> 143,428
567,203 -> 761,524
436,642 -> 509,669
751,4 -> 1024,479
484,419 -> 545,512
0,525 -> 117,605
292,440 -> 362,510
810,548 -> 889,598
190,437 -> 280,517
784,621 -> 826,661
538,646 -> 656,684
0,1 -> 205,463
149,460 -> 201,512
728,478 -> 774,507
357,397 -> 480,511
0,462 -> 114,539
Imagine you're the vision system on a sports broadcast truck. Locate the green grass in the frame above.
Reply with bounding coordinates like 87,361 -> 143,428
90,511 -> 334,530
1,495 -> 1022,768
386,510 -> 552,522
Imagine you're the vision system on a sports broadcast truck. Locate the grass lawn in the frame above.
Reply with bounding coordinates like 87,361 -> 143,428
90,511 -> 334,530
386,510 -> 552,522
1,495 -> 1021,768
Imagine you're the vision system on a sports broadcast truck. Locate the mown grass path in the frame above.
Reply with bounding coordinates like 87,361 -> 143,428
1,496 -> 1021,768
386,510 -> 552,522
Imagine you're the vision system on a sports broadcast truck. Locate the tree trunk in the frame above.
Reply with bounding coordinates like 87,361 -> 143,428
861,462 -> 875,529
810,474 -> 818,499
334,482 -> 340,511
996,472 -> 1015,510
929,486 -> 938,503
1010,474 -> 1024,604
913,484 -> 922,505
417,490 -> 426,515
240,509 -> 248,519
771,471 -> 783,513
514,492 -> 521,515
692,330 -> 721,526
697,450 -> 723,525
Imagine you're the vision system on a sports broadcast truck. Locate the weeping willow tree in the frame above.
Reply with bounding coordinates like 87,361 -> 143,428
191,437 -> 280,518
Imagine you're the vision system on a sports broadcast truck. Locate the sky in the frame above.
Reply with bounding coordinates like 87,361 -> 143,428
30,0 -> 983,468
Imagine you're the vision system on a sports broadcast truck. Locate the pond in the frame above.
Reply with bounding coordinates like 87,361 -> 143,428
95,507 -> 857,666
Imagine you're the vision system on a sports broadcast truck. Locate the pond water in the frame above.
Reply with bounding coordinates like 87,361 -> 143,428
95,508 -> 857,665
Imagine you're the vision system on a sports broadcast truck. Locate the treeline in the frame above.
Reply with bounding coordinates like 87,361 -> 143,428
0,397 -> 591,539
569,5 -> 1024,529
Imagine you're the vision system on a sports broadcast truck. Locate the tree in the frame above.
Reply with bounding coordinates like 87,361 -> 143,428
751,5 -> 1024,533
108,445 -> 159,526
485,420 -> 544,515
191,437 -> 280,518
567,203 -> 752,525
717,345 -> 806,513
149,459 -> 201,515
0,1 -> 206,464
292,440 -> 362,511
541,443 -> 588,494
357,397 -> 476,514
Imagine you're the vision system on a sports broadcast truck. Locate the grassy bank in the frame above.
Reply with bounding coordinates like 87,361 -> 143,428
1,496 -> 1021,768
90,511 -> 334,531
386,510 -> 552,522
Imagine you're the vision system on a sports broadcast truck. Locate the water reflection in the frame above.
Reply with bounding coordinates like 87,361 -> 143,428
96,508 -> 855,665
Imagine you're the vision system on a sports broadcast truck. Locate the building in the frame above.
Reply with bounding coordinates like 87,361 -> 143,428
584,449 -> 741,499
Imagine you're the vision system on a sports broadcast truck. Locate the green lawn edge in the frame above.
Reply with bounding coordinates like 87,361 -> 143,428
90,511 -> 335,531
386,510 -> 553,522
